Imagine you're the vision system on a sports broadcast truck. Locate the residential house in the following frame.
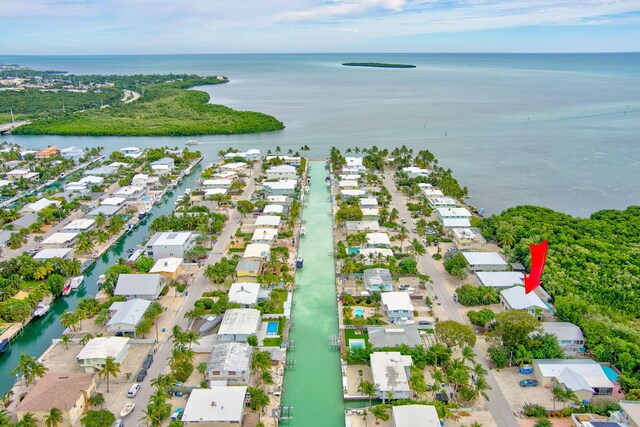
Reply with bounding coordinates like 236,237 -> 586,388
428,197 -> 457,209
204,188 -> 228,197
228,282 -> 262,307
402,166 -> 431,179
114,185 -> 146,200
205,342 -> 253,386
235,259 -> 262,283
340,189 -> 366,199
86,205 -> 122,218
113,274 -> 166,300
359,197 -> 378,207
437,207 -> 472,220
381,292 -> 414,323
202,179 -> 233,189
251,228 -> 278,245
422,188 -> 444,198
8,212 -> 39,229
266,165 -> 297,181
616,401 -> 640,427
461,252 -> 508,271
213,170 -> 238,180
33,248 -> 73,261
182,387 -> 247,426
392,405 -> 440,427
149,257 -> 184,281
100,196 -> 126,206
263,204 -> 284,215
63,219 -> 96,233
245,148 -> 261,161
217,309 -> 261,342
255,215 -> 281,230
263,180 -> 296,196
370,352 -> 413,400
266,195 -> 289,205
339,180 -> 359,189
64,182 -> 90,196
366,232 -> 391,248
76,337 -> 130,372
533,359 -> 614,401
442,218 -> 471,228
345,156 -> 364,167
264,155 -> 300,166
367,326 -> 422,349
339,174 -> 360,181
79,175 -> 104,187
363,268 -> 394,292
150,157 -> 175,170
361,208 -> 380,221
452,228 -> 486,250
151,164 -> 171,175
41,232 -> 78,248
35,146 -> 59,159
219,162 -> 248,172
5,169 -> 34,182
500,286 -> 550,317
13,373 -> 96,427
243,243 -> 271,261
345,221 -> 380,233
131,174 -> 149,187
540,322 -> 585,356
60,146 -> 84,163
146,231 -> 196,260
475,271 -> 524,289
106,299 -> 152,336
120,146 -> 143,158
20,198 -> 60,213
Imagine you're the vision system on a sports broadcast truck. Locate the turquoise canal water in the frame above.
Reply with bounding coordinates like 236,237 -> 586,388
281,161 -> 343,426
0,163 -> 203,394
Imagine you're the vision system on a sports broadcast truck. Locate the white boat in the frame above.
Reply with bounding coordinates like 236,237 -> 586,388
185,139 -> 198,145
300,227 -> 306,236
305,186 -> 310,192
184,188 -> 191,195
69,275 -> 84,290
97,274 -> 106,286
33,301 -> 50,317
120,403 -> 135,418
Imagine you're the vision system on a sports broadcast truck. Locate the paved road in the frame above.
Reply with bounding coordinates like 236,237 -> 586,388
129,162 -> 259,423
382,172 -> 518,427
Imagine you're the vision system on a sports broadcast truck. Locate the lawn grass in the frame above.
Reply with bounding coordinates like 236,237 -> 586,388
344,328 -> 369,346
262,337 -> 282,347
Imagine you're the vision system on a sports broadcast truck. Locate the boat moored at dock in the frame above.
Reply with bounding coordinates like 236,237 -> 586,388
68,275 -> 84,290
296,256 -> 304,268
33,301 -> 50,317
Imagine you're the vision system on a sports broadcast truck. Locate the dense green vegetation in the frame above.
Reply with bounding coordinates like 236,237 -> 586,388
14,77 -> 284,136
481,205 -> 640,388
342,62 -> 416,68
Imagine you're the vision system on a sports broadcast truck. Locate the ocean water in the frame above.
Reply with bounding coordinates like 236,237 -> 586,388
1,53 -> 639,217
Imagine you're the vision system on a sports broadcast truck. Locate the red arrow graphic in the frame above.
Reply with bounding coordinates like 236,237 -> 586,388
524,240 -> 548,294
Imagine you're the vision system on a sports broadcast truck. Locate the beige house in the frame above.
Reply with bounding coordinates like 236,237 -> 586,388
13,372 -> 96,426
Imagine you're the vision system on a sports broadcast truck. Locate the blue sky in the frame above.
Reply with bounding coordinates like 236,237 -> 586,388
1,0 -> 639,54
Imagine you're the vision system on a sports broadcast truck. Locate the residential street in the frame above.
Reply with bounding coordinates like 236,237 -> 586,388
382,172 -> 518,427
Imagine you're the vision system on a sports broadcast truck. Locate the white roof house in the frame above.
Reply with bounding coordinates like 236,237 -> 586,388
266,195 -> 288,205
114,274 -> 165,300
476,271 -> 524,289
539,322 -> 585,356
100,196 -> 126,206
339,174 -> 360,181
462,252 -> 507,271
79,175 -> 104,186
442,218 -> 471,228
392,405 -> 440,427
204,188 -> 228,197
214,170 -> 237,179
345,156 -> 364,167
263,180 -> 296,194
402,166 -> 431,178
437,207 -> 472,218
106,299 -> 152,335
339,180 -> 359,188
228,282 -> 261,307
422,188 -> 444,198
370,352 -> 413,400
361,208 -> 380,219
149,257 -> 183,275
500,286 -> 549,315
202,179 -> 233,189
33,248 -> 73,260
243,243 -> 271,260
63,219 -> 96,233
345,221 -> 380,232
618,401 -> 640,426
255,215 -> 281,229
429,197 -> 457,208
263,204 -> 284,215
131,174 -> 149,187
219,162 -> 247,171
533,359 -> 614,396
381,292 -> 414,313
340,189 -> 366,199
42,232 -> 78,247
21,198 -> 60,213
266,165 -> 297,180
251,228 -> 278,245
217,309 -> 261,341
120,146 -> 142,158
182,387 -> 247,425
146,231 -> 196,260
366,232 -> 391,248
359,197 -> 378,207
114,185 -> 145,200
76,337 -> 130,367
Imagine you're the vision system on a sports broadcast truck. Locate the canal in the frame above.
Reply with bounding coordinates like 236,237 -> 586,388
0,162 -> 203,394
281,161 -> 344,426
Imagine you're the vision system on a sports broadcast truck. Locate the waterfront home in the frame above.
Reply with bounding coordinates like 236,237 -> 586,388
151,164 -> 171,175
381,292 -> 414,323
235,259 -> 262,283
539,322 -> 585,356
35,146 -> 60,159
263,180 -> 296,196
120,146 -> 143,158
224,151 -> 244,160
251,228 -> 278,245
33,248 -> 73,261
182,387 -> 247,426
13,372 -> 96,426
476,271 -> 524,289
60,146 -> 85,163
359,248 -> 394,265
108,161 -> 130,169
533,359 -> 614,401
345,221 -> 380,233
150,157 -> 175,170
340,189 -> 366,199
402,166 -> 431,179
214,170 -> 238,180
500,286 -> 549,317
339,174 -> 360,181
205,188 -> 229,198
146,231 -> 196,260
265,155 -> 301,166
368,325 -> 422,349
131,173 -> 148,187
359,197 -> 378,207
76,337 -> 130,372
366,232 -> 391,248
452,228 -> 486,250
100,196 -> 126,206
42,232 -> 78,248
205,342 -> 253,386
114,185 -> 146,200
263,204 -> 284,215
362,208 -> 380,221
339,180 -> 359,189
422,188 -> 444,198
217,308 -> 261,342
266,195 -> 289,205
363,268 -> 394,292
429,197 -> 458,209
437,207 -> 471,220
21,198 -> 60,213
8,212 -> 38,229
461,252 -> 508,271
228,282 -> 262,307
370,352 -> 413,400
266,165 -> 297,181
79,175 -> 105,186
243,243 -> 271,261
106,299 -> 152,336
146,175 -> 160,189
255,215 -> 281,230
63,219 -> 96,233
64,181 -> 90,196
220,161 -> 248,172
4,168 -> 30,181
392,405 -> 441,427
343,166 -> 364,175
245,148 -> 261,161
83,165 -> 115,176
345,156 -> 364,168
442,218 -> 472,228
149,257 -> 184,280
202,179 -> 233,189
114,274 -> 167,300
86,205 -> 123,218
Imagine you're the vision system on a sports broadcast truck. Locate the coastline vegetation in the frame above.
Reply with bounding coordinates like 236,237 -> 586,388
13,78 -> 284,136
342,62 -> 416,68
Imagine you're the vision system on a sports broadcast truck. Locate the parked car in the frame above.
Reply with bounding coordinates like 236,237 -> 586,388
519,379 -> 538,387
112,420 -> 124,427
136,369 -> 148,382
418,320 -> 432,326
170,408 -> 184,420
143,353 -> 153,369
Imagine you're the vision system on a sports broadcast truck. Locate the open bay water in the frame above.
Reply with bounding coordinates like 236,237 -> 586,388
1,53 -> 639,217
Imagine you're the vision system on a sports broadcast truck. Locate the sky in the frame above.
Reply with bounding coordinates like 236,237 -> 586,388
1,0 -> 639,54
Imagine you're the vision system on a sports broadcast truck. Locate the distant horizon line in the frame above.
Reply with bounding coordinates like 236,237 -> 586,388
1,51 -> 639,57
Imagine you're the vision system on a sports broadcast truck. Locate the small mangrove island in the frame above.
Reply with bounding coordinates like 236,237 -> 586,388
342,62 -> 416,68
1,67 -> 284,136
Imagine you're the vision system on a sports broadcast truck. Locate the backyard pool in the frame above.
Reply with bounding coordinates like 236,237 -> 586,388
354,308 -> 364,318
266,321 -> 279,336
349,339 -> 366,350
140,196 -> 154,201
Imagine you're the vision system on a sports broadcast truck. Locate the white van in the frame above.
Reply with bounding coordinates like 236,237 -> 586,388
127,383 -> 141,398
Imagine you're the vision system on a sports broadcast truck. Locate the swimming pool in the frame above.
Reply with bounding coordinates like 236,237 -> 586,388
140,196 -> 153,201
354,308 -> 364,318
603,366 -> 619,381
266,321 -> 279,336
349,339 -> 365,350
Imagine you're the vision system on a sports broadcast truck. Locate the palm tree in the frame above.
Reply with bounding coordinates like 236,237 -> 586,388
30,361 -> 48,384
17,412 -> 38,427
43,407 -> 63,427
60,334 -> 70,349
461,346 -> 476,364
88,393 -> 105,408
0,409 -> 13,427
98,356 -> 121,393
474,376 -> 492,402
357,380 -> 378,406
197,362 -> 208,379
370,405 -> 389,425
75,232 -> 95,255
409,238 -> 426,260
